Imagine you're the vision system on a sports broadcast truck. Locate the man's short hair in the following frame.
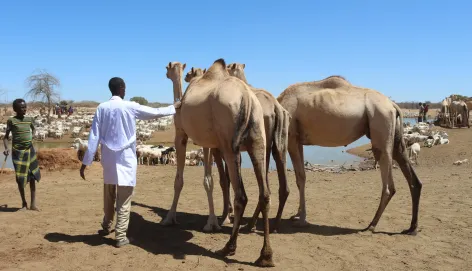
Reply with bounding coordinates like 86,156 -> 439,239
12,98 -> 26,110
109,77 -> 125,94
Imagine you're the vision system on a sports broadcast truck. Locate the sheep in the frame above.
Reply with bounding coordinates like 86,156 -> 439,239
407,142 -> 421,165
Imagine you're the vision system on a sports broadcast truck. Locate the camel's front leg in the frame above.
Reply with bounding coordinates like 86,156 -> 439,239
161,130 -> 188,226
203,147 -> 221,232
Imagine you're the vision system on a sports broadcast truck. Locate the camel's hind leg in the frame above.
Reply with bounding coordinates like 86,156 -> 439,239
270,135 -> 290,232
217,134 -> 273,266
202,148 -> 221,232
288,137 -> 308,227
393,126 -> 423,235
242,142 -> 271,233
212,149 -> 232,226
216,150 -> 247,257
161,130 -> 188,226
363,125 -> 396,232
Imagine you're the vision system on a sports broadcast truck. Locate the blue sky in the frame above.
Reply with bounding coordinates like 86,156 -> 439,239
1,0 -> 471,104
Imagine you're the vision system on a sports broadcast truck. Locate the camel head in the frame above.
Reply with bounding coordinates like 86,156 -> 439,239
226,63 -> 246,79
184,67 -> 206,83
166,61 -> 186,81
166,61 -> 187,102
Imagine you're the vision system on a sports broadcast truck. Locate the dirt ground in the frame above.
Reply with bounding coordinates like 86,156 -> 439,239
1,125 -> 472,270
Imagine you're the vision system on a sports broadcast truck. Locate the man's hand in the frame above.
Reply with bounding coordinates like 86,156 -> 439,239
174,101 -> 182,109
3,149 -> 9,156
80,164 -> 87,180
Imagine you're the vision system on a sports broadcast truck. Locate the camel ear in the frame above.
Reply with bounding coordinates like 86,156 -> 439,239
191,67 -> 194,73
167,62 -> 172,69
203,68 -> 207,73
242,64 -> 245,69
182,63 -> 186,70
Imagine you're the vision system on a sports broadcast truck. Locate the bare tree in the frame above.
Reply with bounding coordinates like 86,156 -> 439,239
25,69 -> 60,123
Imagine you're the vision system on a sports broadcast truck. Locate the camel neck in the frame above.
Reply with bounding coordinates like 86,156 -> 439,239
172,77 -> 183,102
236,73 -> 248,84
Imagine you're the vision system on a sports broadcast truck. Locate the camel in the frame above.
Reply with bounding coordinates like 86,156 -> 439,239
184,67 -> 206,83
277,75 -> 423,235
224,62 -> 291,232
184,63 -> 291,233
442,97 -> 470,128
163,59 -> 274,267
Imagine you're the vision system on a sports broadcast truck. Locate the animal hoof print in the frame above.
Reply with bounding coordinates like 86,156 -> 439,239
255,256 -> 275,268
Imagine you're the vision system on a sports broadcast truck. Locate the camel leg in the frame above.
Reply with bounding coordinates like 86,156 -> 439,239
203,148 -> 221,232
225,161 -> 234,216
288,138 -> 308,227
362,146 -> 396,232
248,139 -> 273,267
271,140 -> 290,233
216,151 -> 247,257
212,149 -> 231,226
243,143 -> 271,233
161,130 -> 188,226
393,138 -> 423,235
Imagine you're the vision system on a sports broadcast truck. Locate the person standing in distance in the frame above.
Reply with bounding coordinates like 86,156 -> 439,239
80,77 -> 181,248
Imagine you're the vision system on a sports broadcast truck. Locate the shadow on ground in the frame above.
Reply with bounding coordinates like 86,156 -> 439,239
44,202 -> 256,267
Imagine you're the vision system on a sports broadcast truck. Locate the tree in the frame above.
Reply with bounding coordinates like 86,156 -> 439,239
25,69 -> 60,123
130,96 -> 148,105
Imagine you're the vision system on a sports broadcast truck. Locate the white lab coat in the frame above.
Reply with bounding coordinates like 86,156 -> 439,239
82,96 -> 176,186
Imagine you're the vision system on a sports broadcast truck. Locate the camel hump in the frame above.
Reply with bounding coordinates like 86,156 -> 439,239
203,58 -> 228,80
314,75 -> 350,89
214,58 -> 226,66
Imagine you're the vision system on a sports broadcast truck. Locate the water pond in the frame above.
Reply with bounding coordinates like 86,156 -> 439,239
1,118 -> 417,170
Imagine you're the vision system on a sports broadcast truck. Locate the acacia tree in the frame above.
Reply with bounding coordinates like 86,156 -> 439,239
25,69 -> 60,123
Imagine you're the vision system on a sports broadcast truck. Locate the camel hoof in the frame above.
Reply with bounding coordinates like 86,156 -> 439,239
255,255 -> 275,267
290,214 -> 300,221
361,225 -> 375,232
220,216 -> 232,227
203,223 -> 221,233
216,246 -> 235,257
292,219 -> 309,228
160,215 -> 179,226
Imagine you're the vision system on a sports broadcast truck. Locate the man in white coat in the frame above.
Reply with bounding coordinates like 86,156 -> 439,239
80,77 -> 180,247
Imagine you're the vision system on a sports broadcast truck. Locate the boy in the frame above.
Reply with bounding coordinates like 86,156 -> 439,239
3,99 -> 41,211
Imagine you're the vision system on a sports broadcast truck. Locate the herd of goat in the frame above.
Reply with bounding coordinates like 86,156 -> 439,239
0,109 -> 452,168
0,107 -> 205,166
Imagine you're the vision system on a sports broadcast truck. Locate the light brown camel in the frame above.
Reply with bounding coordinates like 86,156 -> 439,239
442,97 -> 470,128
184,67 -> 206,83
165,62 -> 221,232
277,76 -> 423,235
224,62 -> 291,233
164,59 -> 274,267
184,63 -> 291,233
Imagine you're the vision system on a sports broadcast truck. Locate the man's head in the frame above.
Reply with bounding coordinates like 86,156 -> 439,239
419,102 -> 422,106
12,99 -> 27,116
108,77 -> 126,99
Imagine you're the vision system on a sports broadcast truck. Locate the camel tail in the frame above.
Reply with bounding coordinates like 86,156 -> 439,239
392,102 -> 406,152
232,93 -> 252,152
273,103 -> 290,160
